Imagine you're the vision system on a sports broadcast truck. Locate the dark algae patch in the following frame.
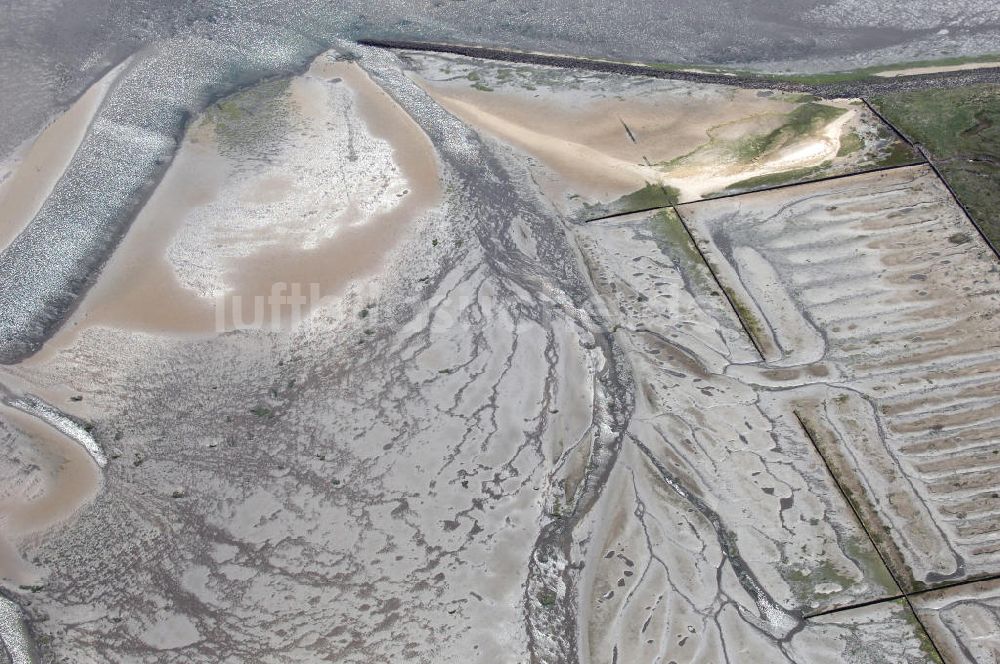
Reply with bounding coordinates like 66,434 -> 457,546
871,85 -> 1000,249
721,164 -> 828,193
611,182 -> 680,211
584,182 -> 679,219
836,130 -> 864,157
204,78 -> 293,160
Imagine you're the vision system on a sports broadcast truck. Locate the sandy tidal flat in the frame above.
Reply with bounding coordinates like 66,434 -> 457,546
404,52 -> 917,217
0,46 -> 997,664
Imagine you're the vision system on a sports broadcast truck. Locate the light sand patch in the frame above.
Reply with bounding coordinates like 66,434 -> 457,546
240,175 -> 295,205
0,60 -> 127,251
673,107 -> 856,199
875,61 -> 1000,77
418,72 -> 758,163
430,93 -> 660,195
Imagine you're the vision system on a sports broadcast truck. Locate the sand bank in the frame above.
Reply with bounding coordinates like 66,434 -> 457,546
26,55 -> 440,362
0,61 -> 126,252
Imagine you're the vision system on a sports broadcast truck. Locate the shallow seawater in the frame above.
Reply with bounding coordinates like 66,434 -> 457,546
3,0 -> 999,163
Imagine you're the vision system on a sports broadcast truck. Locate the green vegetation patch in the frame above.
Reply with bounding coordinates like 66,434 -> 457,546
871,85 -> 1000,248
871,86 -> 1000,154
837,130 -> 864,157
840,534 -> 898,595
648,209 -> 701,265
796,410 -> 920,593
875,136 -> 922,168
784,559 -> 857,602
204,78 -> 293,159
664,102 -> 851,197
902,603 -> 946,663
734,103 -> 847,164
721,283 -> 769,349
614,182 -> 680,210
537,589 -> 558,607
584,182 -> 680,219
720,163 -> 828,194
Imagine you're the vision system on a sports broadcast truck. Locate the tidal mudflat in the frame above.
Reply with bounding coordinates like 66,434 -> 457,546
682,167 -> 1000,593
0,43 -> 998,664
913,579 -> 1000,663
871,84 -> 1000,249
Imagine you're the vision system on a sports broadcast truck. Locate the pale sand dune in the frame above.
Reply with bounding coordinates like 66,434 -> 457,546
418,75 -> 790,203
432,93 -> 660,194
875,61 -> 1000,77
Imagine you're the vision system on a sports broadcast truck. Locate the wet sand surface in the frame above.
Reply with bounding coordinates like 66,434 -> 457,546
682,166 -> 1000,591
0,48 -> 440,620
27,56 -> 439,364
0,62 -> 125,252
0,406 -> 102,585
